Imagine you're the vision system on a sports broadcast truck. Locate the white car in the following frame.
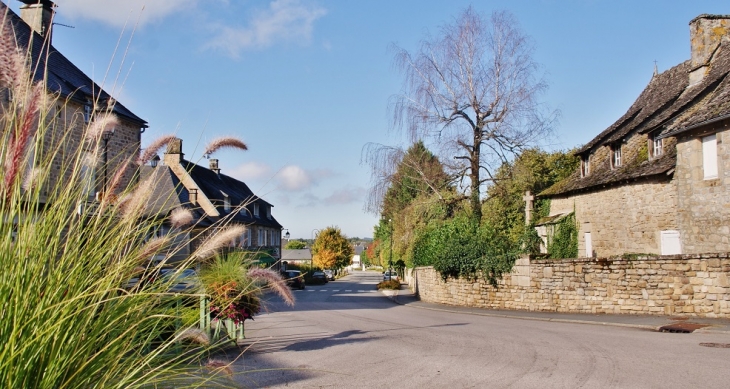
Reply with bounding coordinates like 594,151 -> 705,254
383,271 -> 399,281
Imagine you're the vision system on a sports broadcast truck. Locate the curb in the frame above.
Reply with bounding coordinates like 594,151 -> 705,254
381,288 -> 730,335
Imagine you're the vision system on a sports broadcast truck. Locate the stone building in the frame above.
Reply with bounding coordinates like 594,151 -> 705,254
541,14 -> 730,257
140,138 -> 284,266
2,1 -> 147,200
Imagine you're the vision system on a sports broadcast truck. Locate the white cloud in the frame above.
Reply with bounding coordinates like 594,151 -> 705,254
55,0 -> 198,28
323,187 -> 365,205
205,0 -> 327,57
276,165 -> 312,191
228,161 -> 272,181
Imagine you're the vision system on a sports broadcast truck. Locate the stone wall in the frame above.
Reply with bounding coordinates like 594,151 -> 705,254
413,253 -> 730,318
549,176 -> 678,257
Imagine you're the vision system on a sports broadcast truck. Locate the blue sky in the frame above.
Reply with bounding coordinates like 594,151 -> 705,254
11,0 -> 727,239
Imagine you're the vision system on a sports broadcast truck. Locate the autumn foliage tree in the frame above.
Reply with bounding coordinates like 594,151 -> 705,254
312,226 -> 353,270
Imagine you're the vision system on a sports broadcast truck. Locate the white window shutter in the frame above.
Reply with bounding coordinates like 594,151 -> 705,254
661,230 -> 682,255
702,135 -> 718,179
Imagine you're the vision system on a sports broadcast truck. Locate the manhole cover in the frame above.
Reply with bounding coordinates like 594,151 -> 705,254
699,343 -> 730,348
658,323 -> 710,333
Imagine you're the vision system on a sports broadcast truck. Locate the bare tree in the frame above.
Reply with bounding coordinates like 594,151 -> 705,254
391,8 -> 555,224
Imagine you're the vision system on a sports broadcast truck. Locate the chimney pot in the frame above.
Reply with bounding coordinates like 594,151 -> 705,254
163,138 -> 183,165
209,158 -> 221,175
689,14 -> 730,85
19,0 -> 56,44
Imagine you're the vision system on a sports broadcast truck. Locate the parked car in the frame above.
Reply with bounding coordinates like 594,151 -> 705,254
323,269 -> 335,281
383,271 -> 399,281
311,271 -> 328,284
283,270 -> 305,290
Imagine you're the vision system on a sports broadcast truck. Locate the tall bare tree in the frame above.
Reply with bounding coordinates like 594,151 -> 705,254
391,8 -> 554,224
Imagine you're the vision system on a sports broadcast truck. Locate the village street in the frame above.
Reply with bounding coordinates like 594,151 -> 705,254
223,272 -> 730,388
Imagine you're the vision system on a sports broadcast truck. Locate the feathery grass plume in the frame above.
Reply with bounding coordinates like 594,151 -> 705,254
0,12 -> 19,87
203,137 -> 248,158
134,236 -> 171,264
205,359 -> 234,378
138,134 -> 176,165
175,328 -> 210,346
248,267 -> 295,306
194,225 -> 247,260
170,207 -> 194,229
3,81 -> 43,196
84,112 -> 119,141
105,155 -> 134,197
120,173 -> 156,219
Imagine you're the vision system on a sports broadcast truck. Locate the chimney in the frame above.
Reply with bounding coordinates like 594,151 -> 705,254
209,158 -> 221,175
164,138 -> 184,165
689,14 -> 730,86
19,0 -> 56,44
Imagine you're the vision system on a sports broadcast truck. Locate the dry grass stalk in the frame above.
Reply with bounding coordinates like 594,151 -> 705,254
175,328 -> 210,346
205,359 -> 234,377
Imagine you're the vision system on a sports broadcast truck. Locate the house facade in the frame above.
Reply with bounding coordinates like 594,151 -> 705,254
541,14 -> 730,257
2,1 -> 147,199
141,138 -> 283,266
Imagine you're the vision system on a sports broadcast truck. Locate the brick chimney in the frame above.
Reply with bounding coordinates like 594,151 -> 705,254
164,138 -> 184,165
209,158 -> 221,175
19,0 -> 56,44
689,14 -> 730,86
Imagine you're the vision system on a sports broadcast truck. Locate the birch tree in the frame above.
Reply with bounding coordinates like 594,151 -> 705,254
391,7 -> 554,224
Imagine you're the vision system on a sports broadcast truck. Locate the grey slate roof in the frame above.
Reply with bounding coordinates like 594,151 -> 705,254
141,160 -> 282,230
1,2 -> 146,126
281,249 -> 312,261
542,38 -> 730,197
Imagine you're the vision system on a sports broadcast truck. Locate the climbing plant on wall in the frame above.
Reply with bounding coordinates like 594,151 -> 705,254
547,213 -> 578,259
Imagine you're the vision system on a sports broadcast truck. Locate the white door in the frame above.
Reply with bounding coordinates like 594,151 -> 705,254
584,232 -> 592,257
661,230 -> 682,255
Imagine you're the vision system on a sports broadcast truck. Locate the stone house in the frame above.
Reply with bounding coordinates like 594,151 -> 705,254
1,1 -> 147,200
540,14 -> 730,257
281,248 -> 312,266
140,138 -> 283,266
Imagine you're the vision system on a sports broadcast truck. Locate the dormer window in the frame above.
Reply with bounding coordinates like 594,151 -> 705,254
266,206 -> 271,220
253,203 -> 260,217
652,135 -> 664,158
580,154 -> 591,178
223,194 -> 230,212
611,144 -> 622,169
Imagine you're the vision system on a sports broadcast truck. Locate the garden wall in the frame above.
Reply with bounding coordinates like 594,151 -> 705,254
411,253 -> 730,318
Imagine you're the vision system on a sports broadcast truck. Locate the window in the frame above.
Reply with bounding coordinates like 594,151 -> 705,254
80,151 -> 97,197
83,102 -> 92,124
266,206 -> 271,219
580,154 -> 591,177
611,144 -> 622,168
223,194 -> 230,212
257,227 -> 263,246
584,232 -> 593,257
253,203 -> 260,217
702,134 -> 718,179
652,136 -> 663,158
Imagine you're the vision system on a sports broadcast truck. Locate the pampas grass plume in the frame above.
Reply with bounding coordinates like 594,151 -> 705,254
84,113 -> 119,141
204,137 -> 247,157
138,134 -> 176,165
194,225 -> 246,260
170,207 -> 194,229
205,359 -> 233,377
248,267 -> 294,306
176,328 -> 210,346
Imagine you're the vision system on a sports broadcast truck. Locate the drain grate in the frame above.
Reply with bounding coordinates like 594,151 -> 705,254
658,322 -> 710,333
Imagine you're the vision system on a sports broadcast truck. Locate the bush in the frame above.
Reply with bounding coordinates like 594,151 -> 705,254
377,279 -> 401,290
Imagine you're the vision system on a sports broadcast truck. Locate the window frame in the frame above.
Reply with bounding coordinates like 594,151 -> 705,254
702,134 -> 719,180
580,154 -> 591,178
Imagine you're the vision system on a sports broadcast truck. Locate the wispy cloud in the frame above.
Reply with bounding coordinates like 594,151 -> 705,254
205,0 -> 327,57
229,161 -> 272,181
323,187 -> 365,205
55,0 -> 198,28
276,165 -> 312,191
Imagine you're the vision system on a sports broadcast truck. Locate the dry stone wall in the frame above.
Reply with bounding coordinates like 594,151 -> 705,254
413,253 -> 730,318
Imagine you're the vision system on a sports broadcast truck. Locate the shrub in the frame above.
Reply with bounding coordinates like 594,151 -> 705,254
377,279 -> 401,290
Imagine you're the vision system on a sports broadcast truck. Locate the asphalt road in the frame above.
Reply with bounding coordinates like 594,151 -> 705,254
222,271 -> 730,388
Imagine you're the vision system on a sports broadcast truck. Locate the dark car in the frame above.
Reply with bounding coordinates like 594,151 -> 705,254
323,269 -> 335,281
283,270 -> 305,290
310,271 -> 328,284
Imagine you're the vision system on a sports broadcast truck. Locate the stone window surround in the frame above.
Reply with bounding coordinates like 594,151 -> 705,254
611,143 -> 622,168
580,154 -> 591,177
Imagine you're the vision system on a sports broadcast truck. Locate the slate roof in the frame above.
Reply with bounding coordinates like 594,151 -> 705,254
542,37 -> 730,197
1,2 -> 146,126
281,249 -> 312,261
141,159 -> 282,229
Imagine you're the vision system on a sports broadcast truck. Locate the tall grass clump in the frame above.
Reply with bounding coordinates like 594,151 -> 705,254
0,11 -> 286,388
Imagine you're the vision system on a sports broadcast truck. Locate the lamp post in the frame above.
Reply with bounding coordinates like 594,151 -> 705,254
101,128 -> 115,194
388,218 -> 393,281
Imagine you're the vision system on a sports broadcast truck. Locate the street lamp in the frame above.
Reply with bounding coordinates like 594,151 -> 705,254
101,128 -> 115,195
388,218 -> 393,281
283,229 -> 290,240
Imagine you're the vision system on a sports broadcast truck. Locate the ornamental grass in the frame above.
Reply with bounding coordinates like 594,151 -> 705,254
0,12 -> 289,388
